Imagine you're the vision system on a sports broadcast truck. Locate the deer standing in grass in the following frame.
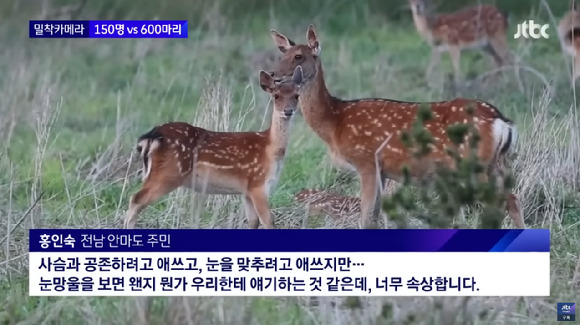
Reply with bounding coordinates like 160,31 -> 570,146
268,25 -> 525,229
407,0 -> 512,83
558,1 -> 580,82
123,66 -> 304,229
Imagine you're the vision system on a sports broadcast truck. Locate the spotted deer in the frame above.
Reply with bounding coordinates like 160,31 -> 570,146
295,180 -> 399,219
558,1 -> 580,82
269,25 -> 524,229
295,189 -> 362,219
407,0 -> 512,83
123,66 -> 303,229
294,189 -> 404,229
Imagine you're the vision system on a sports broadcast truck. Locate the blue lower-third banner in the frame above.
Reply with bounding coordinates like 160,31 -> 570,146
28,229 -> 550,297
29,229 -> 548,252
29,20 -> 188,38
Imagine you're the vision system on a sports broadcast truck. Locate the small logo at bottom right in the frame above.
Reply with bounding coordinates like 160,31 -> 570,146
558,303 -> 576,322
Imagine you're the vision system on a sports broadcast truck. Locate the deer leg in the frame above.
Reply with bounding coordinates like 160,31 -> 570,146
448,45 -> 462,84
243,195 -> 260,229
456,206 -> 467,226
191,193 -> 207,229
488,162 -> 525,229
573,55 -> 580,83
426,49 -> 441,81
124,179 -> 180,229
488,36 -> 525,91
359,170 -> 380,229
248,188 -> 275,229
506,193 -> 525,229
373,187 -> 382,227
488,36 -> 513,66
482,44 -> 504,69
480,43 -> 507,87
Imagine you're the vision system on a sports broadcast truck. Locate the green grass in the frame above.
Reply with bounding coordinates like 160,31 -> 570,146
1,0 -> 579,324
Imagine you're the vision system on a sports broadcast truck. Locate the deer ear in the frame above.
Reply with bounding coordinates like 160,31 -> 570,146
259,70 -> 275,93
270,29 -> 295,53
292,66 -> 303,85
307,24 -> 321,56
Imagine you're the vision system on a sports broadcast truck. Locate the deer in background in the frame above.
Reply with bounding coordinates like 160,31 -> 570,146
268,25 -> 525,229
558,1 -> 580,82
123,66 -> 304,229
407,0 -> 513,84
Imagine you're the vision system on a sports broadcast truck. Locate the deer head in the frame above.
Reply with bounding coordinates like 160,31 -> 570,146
259,65 -> 303,117
269,25 -> 321,84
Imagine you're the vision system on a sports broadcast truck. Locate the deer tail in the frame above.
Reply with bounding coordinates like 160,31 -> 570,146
492,118 -> 517,159
136,127 -> 164,181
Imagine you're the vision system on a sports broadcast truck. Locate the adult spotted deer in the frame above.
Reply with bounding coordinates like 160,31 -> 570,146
123,66 -> 303,229
269,25 -> 524,229
407,0 -> 512,83
558,1 -> 580,82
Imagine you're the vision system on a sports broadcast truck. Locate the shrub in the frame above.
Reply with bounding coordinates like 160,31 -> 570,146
382,103 -> 516,229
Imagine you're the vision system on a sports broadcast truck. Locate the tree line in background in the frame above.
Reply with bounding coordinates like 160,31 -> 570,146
5,0 -> 571,24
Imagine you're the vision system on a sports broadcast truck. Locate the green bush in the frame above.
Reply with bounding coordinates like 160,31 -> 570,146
382,103 -> 516,229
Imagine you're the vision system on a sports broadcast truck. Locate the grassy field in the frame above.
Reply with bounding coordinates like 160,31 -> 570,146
0,0 -> 579,324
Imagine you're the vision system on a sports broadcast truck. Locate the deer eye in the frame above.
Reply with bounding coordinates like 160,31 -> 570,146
294,54 -> 303,60
294,94 -> 299,100
274,94 -> 280,99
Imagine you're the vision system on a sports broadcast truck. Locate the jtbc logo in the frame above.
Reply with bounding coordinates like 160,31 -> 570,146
514,20 -> 549,39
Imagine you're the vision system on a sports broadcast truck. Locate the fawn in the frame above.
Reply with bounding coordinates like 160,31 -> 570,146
558,1 -> 580,82
407,0 -> 512,83
123,66 -> 304,229
268,25 -> 524,229
295,189 -> 362,219
295,181 -> 399,219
